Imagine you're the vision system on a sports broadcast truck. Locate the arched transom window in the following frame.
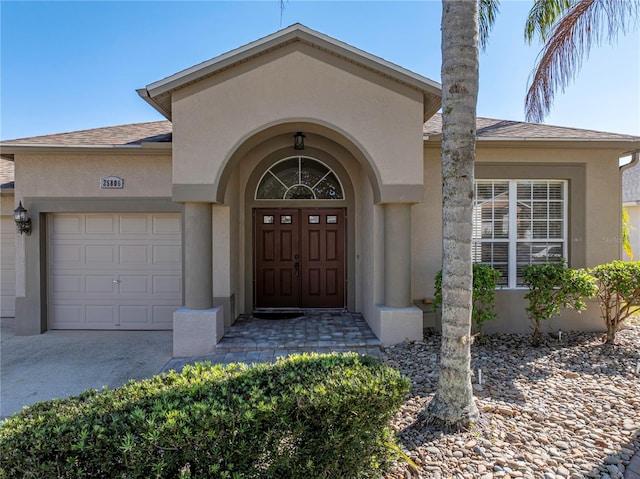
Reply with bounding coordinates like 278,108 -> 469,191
256,156 -> 344,200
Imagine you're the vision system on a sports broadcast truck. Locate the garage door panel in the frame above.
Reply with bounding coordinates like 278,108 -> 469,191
1,272 -> 15,286
51,274 -> 84,294
86,245 -> 115,263
120,216 -> 148,234
51,215 -> 82,235
0,244 -> 15,262
51,304 -> 85,326
152,245 -> 181,264
153,276 -> 181,294
86,305 -> 116,324
85,216 -> 117,234
119,275 -> 149,294
119,305 -> 150,326
51,244 -> 83,265
120,245 -> 148,263
1,216 -> 15,317
153,216 -> 181,234
85,275 -> 116,294
152,306 -> 176,327
49,213 -> 182,330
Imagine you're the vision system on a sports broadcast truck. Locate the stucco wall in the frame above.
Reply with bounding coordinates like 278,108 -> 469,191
224,166 -> 240,321
172,43 -> 424,199
413,143 -> 623,332
359,176 -> 384,328
0,189 -> 15,216
13,151 -> 172,199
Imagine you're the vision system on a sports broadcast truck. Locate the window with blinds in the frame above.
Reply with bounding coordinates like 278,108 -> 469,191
473,180 -> 567,288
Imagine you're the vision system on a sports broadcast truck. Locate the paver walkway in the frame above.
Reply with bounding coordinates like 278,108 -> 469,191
162,310 -> 382,373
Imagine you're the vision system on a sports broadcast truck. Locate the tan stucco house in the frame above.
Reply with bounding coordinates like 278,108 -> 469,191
2,25 -> 639,356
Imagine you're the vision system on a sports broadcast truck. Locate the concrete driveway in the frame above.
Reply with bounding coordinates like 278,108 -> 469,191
1,318 -> 172,419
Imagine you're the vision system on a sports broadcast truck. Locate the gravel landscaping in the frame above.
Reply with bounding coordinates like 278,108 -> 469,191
383,320 -> 640,479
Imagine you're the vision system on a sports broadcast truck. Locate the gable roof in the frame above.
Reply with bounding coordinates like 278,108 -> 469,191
137,23 -> 442,122
424,114 -> 640,142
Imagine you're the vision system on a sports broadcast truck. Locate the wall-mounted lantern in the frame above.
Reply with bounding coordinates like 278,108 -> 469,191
293,132 -> 306,150
13,201 -> 32,235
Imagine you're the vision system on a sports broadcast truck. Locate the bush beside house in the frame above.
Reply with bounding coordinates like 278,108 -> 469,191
0,353 -> 409,479
522,263 -> 597,345
590,260 -> 640,343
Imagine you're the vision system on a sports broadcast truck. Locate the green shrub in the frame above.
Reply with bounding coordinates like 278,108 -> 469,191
590,260 -> 640,343
522,262 -> 597,345
434,264 -> 502,335
0,353 -> 409,479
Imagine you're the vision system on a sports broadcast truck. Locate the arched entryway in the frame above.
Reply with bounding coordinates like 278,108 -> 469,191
244,148 -> 356,312
252,156 -> 347,308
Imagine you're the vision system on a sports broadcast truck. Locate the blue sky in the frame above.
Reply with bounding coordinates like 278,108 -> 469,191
1,0 -> 639,140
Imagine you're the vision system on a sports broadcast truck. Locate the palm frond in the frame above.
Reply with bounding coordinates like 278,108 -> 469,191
479,0 -> 501,51
525,0 -> 574,43
525,0 -> 640,123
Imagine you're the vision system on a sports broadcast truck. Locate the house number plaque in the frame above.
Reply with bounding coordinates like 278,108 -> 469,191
100,176 -> 124,189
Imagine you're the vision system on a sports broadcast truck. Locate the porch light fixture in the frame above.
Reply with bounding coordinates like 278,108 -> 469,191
13,201 -> 31,235
293,132 -> 305,150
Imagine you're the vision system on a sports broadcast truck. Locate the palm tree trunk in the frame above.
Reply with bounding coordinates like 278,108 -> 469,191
422,0 -> 480,431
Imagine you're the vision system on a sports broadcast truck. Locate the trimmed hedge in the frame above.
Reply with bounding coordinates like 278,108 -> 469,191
590,260 -> 640,343
0,353 -> 409,479
522,262 -> 597,345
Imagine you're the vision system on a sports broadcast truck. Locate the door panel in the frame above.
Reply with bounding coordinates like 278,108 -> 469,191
255,209 -> 300,308
301,209 -> 345,308
254,208 -> 345,309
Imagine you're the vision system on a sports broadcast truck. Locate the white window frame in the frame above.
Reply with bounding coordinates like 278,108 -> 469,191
473,179 -> 568,289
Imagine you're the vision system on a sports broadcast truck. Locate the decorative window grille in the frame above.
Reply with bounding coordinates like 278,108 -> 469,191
256,157 -> 344,200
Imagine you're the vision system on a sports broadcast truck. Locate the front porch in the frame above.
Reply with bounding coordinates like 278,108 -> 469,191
163,310 -> 383,372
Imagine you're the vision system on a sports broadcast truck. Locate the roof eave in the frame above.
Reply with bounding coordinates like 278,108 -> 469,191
424,135 -> 640,148
136,88 -> 172,121
0,143 -> 172,156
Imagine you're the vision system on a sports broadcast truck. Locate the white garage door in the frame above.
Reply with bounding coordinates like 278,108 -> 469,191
1,216 -> 16,317
48,213 -> 182,330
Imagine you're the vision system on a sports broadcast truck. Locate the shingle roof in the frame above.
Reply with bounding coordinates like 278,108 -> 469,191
0,158 -> 15,187
2,114 -> 638,149
2,121 -> 172,146
424,113 -> 640,141
623,160 -> 640,203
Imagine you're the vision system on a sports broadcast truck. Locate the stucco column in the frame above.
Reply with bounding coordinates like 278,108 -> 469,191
384,203 -> 412,308
184,202 -> 213,310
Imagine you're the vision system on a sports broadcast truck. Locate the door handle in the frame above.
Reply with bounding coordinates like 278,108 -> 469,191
295,262 -> 300,278
113,280 -> 120,284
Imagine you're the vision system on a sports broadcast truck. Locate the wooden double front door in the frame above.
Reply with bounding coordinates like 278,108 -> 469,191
254,208 -> 346,308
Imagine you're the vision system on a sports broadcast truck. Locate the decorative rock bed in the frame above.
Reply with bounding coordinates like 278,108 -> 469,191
384,321 -> 640,479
